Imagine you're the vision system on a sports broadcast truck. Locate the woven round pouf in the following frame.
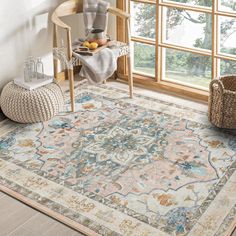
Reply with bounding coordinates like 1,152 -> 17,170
0,81 -> 64,123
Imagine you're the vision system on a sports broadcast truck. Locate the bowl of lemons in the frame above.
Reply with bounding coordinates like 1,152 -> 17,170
83,41 -> 99,50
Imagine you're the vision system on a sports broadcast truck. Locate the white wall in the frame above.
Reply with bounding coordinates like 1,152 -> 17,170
0,0 -> 64,91
0,0 -> 116,91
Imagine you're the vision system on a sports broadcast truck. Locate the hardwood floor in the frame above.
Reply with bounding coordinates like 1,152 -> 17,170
0,191 -> 84,236
233,229 -> 236,236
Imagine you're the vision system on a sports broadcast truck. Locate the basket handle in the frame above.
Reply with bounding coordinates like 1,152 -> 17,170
209,79 -> 224,126
209,79 -> 224,95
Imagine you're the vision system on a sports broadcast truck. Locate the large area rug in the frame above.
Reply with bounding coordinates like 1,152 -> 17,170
0,82 -> 235,236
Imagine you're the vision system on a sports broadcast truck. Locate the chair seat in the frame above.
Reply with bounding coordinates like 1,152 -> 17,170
72,40 -> 130,58
53,40 -> 130,71
107,41 -> 130,57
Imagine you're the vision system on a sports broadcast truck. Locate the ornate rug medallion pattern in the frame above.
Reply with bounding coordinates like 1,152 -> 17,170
0,83 -> 235,236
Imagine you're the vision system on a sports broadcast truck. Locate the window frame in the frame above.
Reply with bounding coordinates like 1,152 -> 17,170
117,0 -> 236,101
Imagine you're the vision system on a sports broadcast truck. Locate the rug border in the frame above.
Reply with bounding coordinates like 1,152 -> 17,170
0,185 -> 100,236
0,83 -> 235,236
225,218 -> 236,236
1,184 -> 235,236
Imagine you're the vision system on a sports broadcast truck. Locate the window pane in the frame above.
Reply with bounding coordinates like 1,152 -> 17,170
219,0 -> 236,12
220,59 -> 236,76
165,0 -> 212,8
130,2 -> 156,39
163,48 -> 212,89
132,42 -> 155,76
219,16 -> 236,56
164,7 -> 212,50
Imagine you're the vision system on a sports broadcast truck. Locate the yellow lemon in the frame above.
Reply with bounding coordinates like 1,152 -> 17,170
89,42 -> 98,50
83,41 -> 90,48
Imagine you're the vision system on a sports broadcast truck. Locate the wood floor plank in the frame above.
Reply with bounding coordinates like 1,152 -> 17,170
42,222 -> 84,236
0,194 -> 26,216
8,227 -> 38,236
0,191 -> 6,200
0,195 -> 36,236
232,228 -> 236,236
22,213 -> 57,235
0,193 -> 85,236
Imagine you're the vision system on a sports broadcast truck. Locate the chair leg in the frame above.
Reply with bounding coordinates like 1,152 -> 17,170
127,56 -> 133,98
68,69 -> 75,112
114,71 -> 118,80
53,24 -> 58,79
53,59 -> 58,79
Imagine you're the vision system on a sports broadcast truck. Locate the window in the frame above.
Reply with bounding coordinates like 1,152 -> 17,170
133,42 -> 156,76
117,0 -> 236,98
163,48 -> 212,88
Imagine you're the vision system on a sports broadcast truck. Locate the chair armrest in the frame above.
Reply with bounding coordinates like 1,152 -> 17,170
51,12 -> 71,30
108,7 -> 130,19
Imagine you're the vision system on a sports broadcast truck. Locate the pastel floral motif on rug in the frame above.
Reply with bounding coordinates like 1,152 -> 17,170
0,84 -> 235,236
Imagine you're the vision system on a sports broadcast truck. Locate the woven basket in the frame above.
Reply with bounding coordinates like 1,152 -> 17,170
208,75 -> 236,129
0,81 -> 64,124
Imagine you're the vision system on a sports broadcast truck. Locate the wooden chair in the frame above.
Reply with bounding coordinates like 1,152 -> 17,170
51,0 -> 133,112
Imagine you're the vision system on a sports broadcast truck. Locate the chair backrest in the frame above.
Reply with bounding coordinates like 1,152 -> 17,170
52,0 -> 130,83
55,0 -> 83,17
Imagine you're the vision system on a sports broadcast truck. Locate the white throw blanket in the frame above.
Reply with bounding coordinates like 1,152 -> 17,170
74,48 -> 120,84
77,0 -> 118,84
